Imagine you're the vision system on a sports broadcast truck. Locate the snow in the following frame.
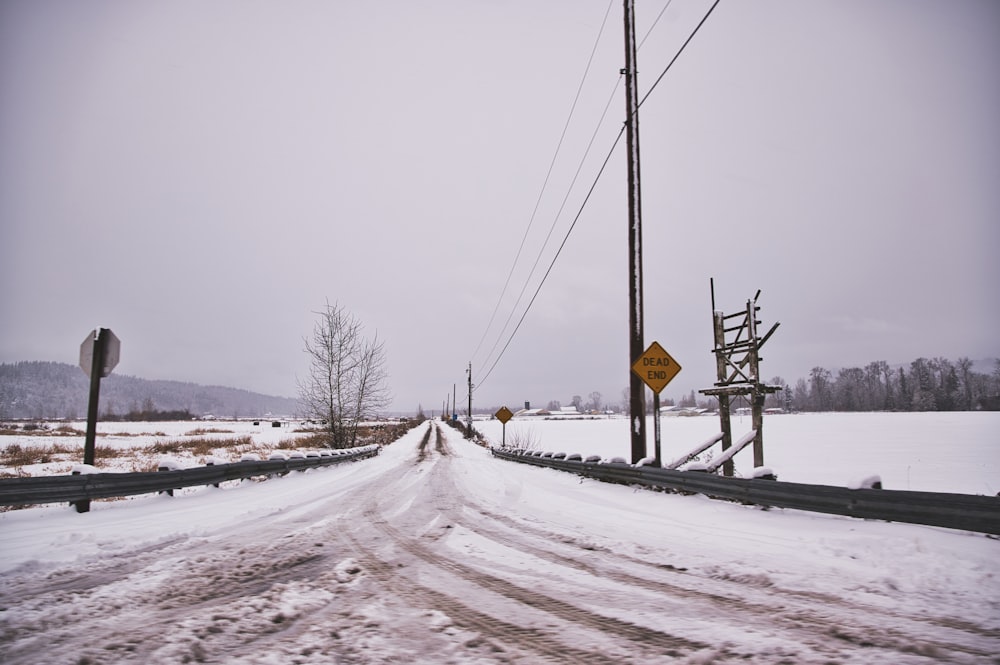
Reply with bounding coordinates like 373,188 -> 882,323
0,414 -> 998,663
477,411 -> 1000,495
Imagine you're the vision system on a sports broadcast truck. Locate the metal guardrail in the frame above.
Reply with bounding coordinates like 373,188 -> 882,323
0,445 -> 380,508
492,448 -> 1000,535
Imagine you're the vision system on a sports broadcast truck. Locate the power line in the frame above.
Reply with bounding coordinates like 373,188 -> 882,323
478,124 -> 627,390
639,0 -> 721,110
470,0 -> 616,365
476,4 -> 679,381
475,0 -> 723,392
477,74 -> 623,377
639,0 -> 677,51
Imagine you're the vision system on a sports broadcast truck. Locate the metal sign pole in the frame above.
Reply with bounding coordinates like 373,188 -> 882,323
83,329 -> 108,467
653,390 -> 661,466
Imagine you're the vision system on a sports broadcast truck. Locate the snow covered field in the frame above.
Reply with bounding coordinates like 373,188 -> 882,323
476,411 -> 1000,496
3,412 -> 995,495
0,419 -> 335,477
0,415 -> 997,663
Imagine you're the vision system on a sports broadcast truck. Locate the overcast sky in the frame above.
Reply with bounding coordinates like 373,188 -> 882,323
2,0 -> 997,414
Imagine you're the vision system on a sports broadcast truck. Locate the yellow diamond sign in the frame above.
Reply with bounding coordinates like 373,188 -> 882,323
631,341 -> 681,394
494,406 -> 514,424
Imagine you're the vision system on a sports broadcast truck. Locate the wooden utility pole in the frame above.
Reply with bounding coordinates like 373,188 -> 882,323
466,362 -> 473,437
623,0 -> 646,464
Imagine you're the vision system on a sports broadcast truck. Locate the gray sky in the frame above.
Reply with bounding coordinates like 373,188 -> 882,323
2,0 -> 998,414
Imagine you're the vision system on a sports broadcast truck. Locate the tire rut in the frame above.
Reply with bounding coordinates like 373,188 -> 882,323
429,427 -> 997,662
328,423 -> 629,663
341,530 -> 624,664
358,426 -> 711,660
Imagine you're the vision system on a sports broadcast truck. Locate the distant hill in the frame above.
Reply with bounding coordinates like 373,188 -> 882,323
0,361 -> 300,420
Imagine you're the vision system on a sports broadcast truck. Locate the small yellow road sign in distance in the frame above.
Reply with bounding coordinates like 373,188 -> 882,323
631,341 -> 681,394
495,406 -> 514,424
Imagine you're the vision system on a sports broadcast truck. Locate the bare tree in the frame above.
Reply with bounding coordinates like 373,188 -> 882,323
298,302 -> 391,448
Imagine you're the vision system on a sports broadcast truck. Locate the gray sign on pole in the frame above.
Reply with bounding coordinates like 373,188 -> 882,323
80,329 -> 121,378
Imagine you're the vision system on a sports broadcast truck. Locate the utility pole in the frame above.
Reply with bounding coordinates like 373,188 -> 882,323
466,362 -> 473,437
623,0 -> 646,464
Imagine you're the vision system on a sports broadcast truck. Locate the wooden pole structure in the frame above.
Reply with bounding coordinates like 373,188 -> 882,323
747,299 -> 765,467
623,0 -> 647,464
712,310 -> 734,476
701,282 -> 780,474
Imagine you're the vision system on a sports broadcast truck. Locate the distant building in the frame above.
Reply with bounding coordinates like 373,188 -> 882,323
660,406 -> 708,417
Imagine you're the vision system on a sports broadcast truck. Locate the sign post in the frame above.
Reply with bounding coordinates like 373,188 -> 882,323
631,341 -> 681,467
494,406 -> 513,448
77,328 -> 120,513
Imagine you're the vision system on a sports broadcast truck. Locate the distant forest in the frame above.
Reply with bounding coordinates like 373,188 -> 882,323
0,361 -> 300,420
675,356 -> 999,412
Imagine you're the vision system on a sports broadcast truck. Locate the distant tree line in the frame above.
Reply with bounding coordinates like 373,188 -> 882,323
483,356 -> 999,417
0,361 -> 300,420
764,357 -> 1000,412
105,397 -> 195,422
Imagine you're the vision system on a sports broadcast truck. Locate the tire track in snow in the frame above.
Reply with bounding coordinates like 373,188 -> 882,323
430,426 -> 998,663
2,420 -> 995,664
342,529 -> 623,665
452,485 -> 1000,659
327,422 -> 631,663
478,502 -> 1000,645
352,423 -> 712,661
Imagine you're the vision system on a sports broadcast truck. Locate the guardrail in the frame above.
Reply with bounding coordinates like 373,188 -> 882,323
0,445 -> 380,509
492,448 -> 1000,535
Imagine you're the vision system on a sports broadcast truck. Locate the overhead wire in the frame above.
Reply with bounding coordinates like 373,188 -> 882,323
476,0 -> 680,383
476,0 -> 675,368
639,0 -> 720,110
478,74 -> 623,376
470,0 -> 616,365
475,0 -> 722,392
639,0 -> 677,51
478,124 -> 627,390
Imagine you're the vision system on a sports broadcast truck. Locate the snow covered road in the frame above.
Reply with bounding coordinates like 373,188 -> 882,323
1,421 -> 997,663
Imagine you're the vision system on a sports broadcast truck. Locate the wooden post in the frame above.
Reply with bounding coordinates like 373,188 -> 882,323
752,391 -> 765,468
712,310 -> 734,476
623,0 -> 646,464
467,362 -> 473,438
747,299 -> 764,467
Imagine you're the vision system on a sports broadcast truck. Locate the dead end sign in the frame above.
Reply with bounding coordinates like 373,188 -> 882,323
631,341 -> 681,394
495,406 -> 513,424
